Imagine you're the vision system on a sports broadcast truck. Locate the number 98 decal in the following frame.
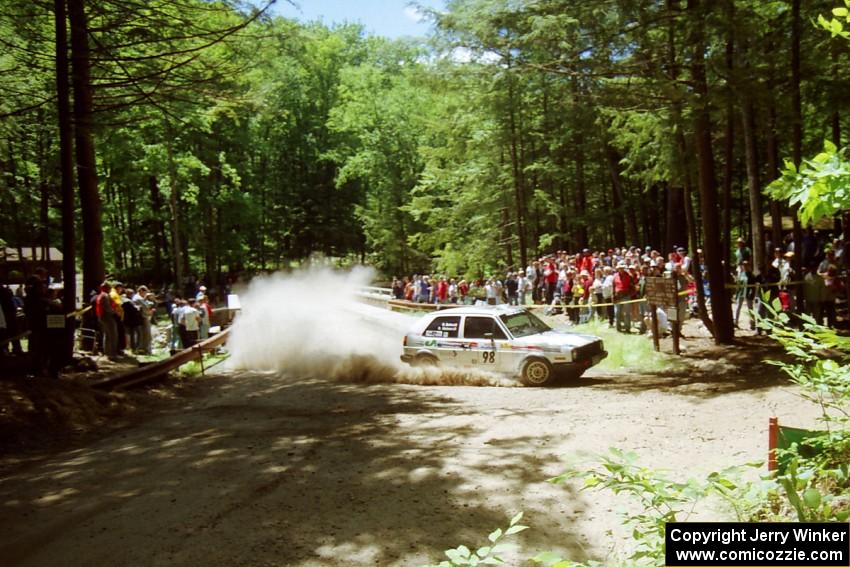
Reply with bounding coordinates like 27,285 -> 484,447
481,351 -> 496,363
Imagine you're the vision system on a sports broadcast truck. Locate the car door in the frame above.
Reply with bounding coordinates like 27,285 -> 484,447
461,316 -> 507,369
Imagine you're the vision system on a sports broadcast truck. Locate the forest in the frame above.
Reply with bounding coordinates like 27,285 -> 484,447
1,1 -> 849,326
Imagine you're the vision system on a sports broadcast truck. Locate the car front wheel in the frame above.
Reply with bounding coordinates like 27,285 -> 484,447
520,357 -> 554,386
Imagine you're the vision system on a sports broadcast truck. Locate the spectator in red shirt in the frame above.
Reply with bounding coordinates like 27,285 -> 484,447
437,277 -> 449,304
544,258 -> 558,304
613,262 -> 633,333
458,279 -> 469,304
577,248 -> 594,274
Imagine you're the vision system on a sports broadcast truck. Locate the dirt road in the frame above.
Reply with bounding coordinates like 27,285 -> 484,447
0,360 -> 823,567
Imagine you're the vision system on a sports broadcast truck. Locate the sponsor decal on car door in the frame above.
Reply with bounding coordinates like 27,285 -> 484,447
421,316 -> 463,361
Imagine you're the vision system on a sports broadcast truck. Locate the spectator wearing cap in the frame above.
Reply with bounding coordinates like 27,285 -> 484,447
505,272 -> 519,306
196,285 -> 208,301
677,247 -> 691,272
132,286 -> 154,355
734,238 -> 752,267
122,288 -> 143,353
178,297 -> 201,348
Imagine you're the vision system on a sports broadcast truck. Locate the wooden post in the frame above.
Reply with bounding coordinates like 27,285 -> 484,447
768,416 -> 779,472
671,290 -> 681,355
650,302 -> 660,352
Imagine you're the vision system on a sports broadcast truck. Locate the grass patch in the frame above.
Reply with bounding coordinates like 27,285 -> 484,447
177,352 -> 230,377
557,318 -> 679,374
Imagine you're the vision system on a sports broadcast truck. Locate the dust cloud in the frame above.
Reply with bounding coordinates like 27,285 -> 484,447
225,268 -> 517,387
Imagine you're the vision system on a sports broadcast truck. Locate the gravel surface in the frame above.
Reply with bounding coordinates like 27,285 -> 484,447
0,346 -> 825,567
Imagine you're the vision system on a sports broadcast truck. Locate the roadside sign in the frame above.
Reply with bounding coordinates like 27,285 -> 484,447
646,276 -> 681,355
645,277 -> 678,308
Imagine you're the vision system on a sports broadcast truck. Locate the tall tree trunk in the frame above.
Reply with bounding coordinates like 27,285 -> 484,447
742,98 -> 765,275
56,0 -> 76,363
39,181 -> 50,261
573,135 -> 588,249
501,207 -> 514,268
605,145 -> 628,246
666,187 -> 687,252
647,185 -> 661,247
68,0 -> 104,297
667,0 -> 693,254
790,0 -> 804,304
690,0 -> 734,344
721,0 -> 735,268
148,175 -> 168,280
832,38 -> 841,148
766,103 -> 783,255
166,133 -> 184,292
507,70 -> 528,268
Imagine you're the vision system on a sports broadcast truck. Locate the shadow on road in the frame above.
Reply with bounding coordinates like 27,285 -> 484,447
0,371 -> 587,566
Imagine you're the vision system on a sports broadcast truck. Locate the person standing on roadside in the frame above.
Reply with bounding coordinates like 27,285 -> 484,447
24,270 -> 50,375
734,261 -> 757,330
96,282 -> 118,359
110,282 -> 126,353
179,297 -> 201,348
0,284 -> 22,355
198,294 -> 211,340
613,262 -> 634,333
133,286 -> 154,355
170,298 -> 184,354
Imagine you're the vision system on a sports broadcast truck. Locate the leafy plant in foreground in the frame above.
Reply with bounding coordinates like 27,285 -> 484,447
424,512 -> 528,567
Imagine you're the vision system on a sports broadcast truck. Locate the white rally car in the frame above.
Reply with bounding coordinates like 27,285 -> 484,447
400,306 -> 607,386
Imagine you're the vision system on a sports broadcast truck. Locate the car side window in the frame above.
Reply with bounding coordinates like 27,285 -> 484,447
463,316 -> 507,340
423,316 -> 461,338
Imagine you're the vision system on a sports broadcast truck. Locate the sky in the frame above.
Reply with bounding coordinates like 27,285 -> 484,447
272,0 -> 446,38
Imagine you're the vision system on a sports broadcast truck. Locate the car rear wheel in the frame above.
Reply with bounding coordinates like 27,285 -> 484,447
413,354 -> 438,367
520,357 -> 554,386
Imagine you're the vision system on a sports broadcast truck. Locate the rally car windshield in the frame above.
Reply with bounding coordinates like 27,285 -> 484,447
499,311 -> 551,338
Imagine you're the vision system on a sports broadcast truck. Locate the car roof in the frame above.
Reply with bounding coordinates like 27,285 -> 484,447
425,305 -> 526,318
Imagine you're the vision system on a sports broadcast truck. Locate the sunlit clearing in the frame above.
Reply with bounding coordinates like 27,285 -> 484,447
540,316 -> 678,373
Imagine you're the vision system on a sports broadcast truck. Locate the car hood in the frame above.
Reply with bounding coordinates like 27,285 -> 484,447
510,329 -> 600,349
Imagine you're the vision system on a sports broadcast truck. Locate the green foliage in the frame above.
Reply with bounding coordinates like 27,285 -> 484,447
549,450 -> 762,567
424,512 -> 527,567
565,319 -> 679,374
755,299 -> 850,522
758,298 -> 850,429
818,0 -> 850,38
772,455 -> 850,522
765,140 -> 850,227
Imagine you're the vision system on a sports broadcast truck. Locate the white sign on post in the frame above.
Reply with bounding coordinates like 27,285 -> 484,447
227,294 -> 241,310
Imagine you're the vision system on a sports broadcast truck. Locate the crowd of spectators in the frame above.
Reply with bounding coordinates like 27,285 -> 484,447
391,246 -> 696,334
391,229 -> 849,334
0,273 -> 221,376
91,280 -> 215,360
